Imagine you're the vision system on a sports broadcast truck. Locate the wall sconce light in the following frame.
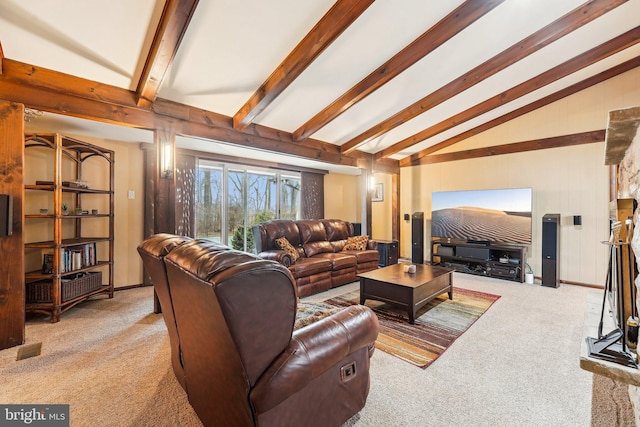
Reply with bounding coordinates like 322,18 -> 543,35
160,140 -> 174,179
368,175 -> 376,192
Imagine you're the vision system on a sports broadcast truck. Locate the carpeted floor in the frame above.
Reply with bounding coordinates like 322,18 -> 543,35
323,287 -> 500,368
0,273 -> 634,426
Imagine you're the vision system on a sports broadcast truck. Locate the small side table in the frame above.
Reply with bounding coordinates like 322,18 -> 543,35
375,239 -> 398,267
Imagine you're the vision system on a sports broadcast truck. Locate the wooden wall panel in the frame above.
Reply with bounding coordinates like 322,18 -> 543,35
175,153 -> 196,237
301,172 -> 324,219
0,100 -> 24,350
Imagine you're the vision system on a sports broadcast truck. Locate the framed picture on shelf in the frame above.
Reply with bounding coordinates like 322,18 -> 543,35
372,183 -> 384,202
42,253 -> 54,274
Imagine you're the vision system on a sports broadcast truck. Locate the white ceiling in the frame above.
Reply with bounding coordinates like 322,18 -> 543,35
2,0 -> 640,173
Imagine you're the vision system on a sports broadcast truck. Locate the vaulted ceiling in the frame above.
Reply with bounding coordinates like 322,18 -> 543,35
1,0 -> 639,174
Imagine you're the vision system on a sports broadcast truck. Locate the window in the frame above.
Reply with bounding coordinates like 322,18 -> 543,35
280,174 -> 301,220
195,164 -> 223,243
195,160 -> 300,253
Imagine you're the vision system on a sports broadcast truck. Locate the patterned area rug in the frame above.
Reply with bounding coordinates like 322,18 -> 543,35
324,287 -> 500,368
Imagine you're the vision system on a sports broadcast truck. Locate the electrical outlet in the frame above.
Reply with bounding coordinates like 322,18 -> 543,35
128,190 -> 135,200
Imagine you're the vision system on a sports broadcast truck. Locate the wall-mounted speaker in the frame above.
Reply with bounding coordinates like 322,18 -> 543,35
542,213 -> 560,288
0,194 -> 13,237
411,212 -> 424,264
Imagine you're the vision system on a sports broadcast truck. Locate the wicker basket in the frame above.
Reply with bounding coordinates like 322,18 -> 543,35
27,272 -> 103,303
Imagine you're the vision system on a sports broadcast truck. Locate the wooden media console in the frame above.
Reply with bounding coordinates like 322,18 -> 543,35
431,238 -> 527,283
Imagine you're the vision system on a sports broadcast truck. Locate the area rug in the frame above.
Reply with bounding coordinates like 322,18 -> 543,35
323,287 -> 500,368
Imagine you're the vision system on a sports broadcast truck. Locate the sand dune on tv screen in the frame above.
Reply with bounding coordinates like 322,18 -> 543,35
432,207 -> 531,244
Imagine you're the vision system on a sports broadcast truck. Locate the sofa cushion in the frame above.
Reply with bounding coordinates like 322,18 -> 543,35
288,257 -> 332,278
303,240 -> 333,258
321,219 -> 350,241
297,220 -> 327,244
260,220 -> 302,249
313,252 -> 357,270
343,249 -> 379,263
331,239 -> 347,252
344,235 -> 369,251
275,237 -> 299,263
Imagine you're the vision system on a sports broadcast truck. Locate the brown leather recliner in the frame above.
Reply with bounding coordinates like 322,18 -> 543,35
136,233 -> 193,391
160,237 -> 379,427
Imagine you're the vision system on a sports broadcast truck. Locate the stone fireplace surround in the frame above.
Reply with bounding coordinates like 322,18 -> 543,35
603,105 -> 640,422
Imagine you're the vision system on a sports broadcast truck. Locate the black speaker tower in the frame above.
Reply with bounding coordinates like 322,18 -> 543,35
542,214 -> 560,288
411,212 -> 424,264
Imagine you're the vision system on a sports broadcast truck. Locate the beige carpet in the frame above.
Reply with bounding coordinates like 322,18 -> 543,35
0,273 -> 633,426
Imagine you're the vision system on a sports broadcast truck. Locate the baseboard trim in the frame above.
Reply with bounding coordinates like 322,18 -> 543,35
114,283 -> 148,291
560,279 -> 603,289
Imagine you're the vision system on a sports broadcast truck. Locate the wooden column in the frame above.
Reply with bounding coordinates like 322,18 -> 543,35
142,132 -> 175,313
143,130 -> 176,238
0,100 -> 24,350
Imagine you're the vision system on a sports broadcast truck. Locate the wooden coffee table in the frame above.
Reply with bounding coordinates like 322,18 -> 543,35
358,264 -> 453,324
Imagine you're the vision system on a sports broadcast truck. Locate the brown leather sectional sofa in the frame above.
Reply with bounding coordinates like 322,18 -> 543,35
253,219 -> 380,297
137,234 -> 379,427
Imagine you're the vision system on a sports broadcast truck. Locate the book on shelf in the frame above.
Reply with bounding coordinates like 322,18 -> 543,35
58,242 -> 97,273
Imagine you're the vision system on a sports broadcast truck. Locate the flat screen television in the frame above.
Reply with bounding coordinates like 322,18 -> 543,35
431,188 -> 532,245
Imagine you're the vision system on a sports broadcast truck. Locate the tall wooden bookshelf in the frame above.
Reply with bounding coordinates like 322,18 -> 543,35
24,133 -> 114,322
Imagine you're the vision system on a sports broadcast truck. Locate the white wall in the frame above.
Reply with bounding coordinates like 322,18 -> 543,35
400,66 -> 640,286
400,143 -> 609,285
371,172 -> 393,241
324,172 -> 361,222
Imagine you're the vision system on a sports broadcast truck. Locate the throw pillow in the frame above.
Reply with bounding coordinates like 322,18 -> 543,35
344,235 -> 368,251
275,237 -> 299,263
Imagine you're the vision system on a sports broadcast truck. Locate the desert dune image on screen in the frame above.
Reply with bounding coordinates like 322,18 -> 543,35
431,188 -> 532,245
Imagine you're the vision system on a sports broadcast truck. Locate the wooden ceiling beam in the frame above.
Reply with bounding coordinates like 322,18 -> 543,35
341,0 -> 628,155
2,59 -> 138,106
0,78 -> 156,129
404,130 -> 605,165
135,0 -> 199,108
155,97 -> 357,156
179,120 -> 359,167
0,58 -> 392,169
232,0 -> 375,131
381,24 -> 640,160
293,0 -> 505,142
401,55 -> 640,166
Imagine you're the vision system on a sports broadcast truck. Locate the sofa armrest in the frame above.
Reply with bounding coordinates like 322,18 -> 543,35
250,304 -> 379,413
257,249 -> 293,267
